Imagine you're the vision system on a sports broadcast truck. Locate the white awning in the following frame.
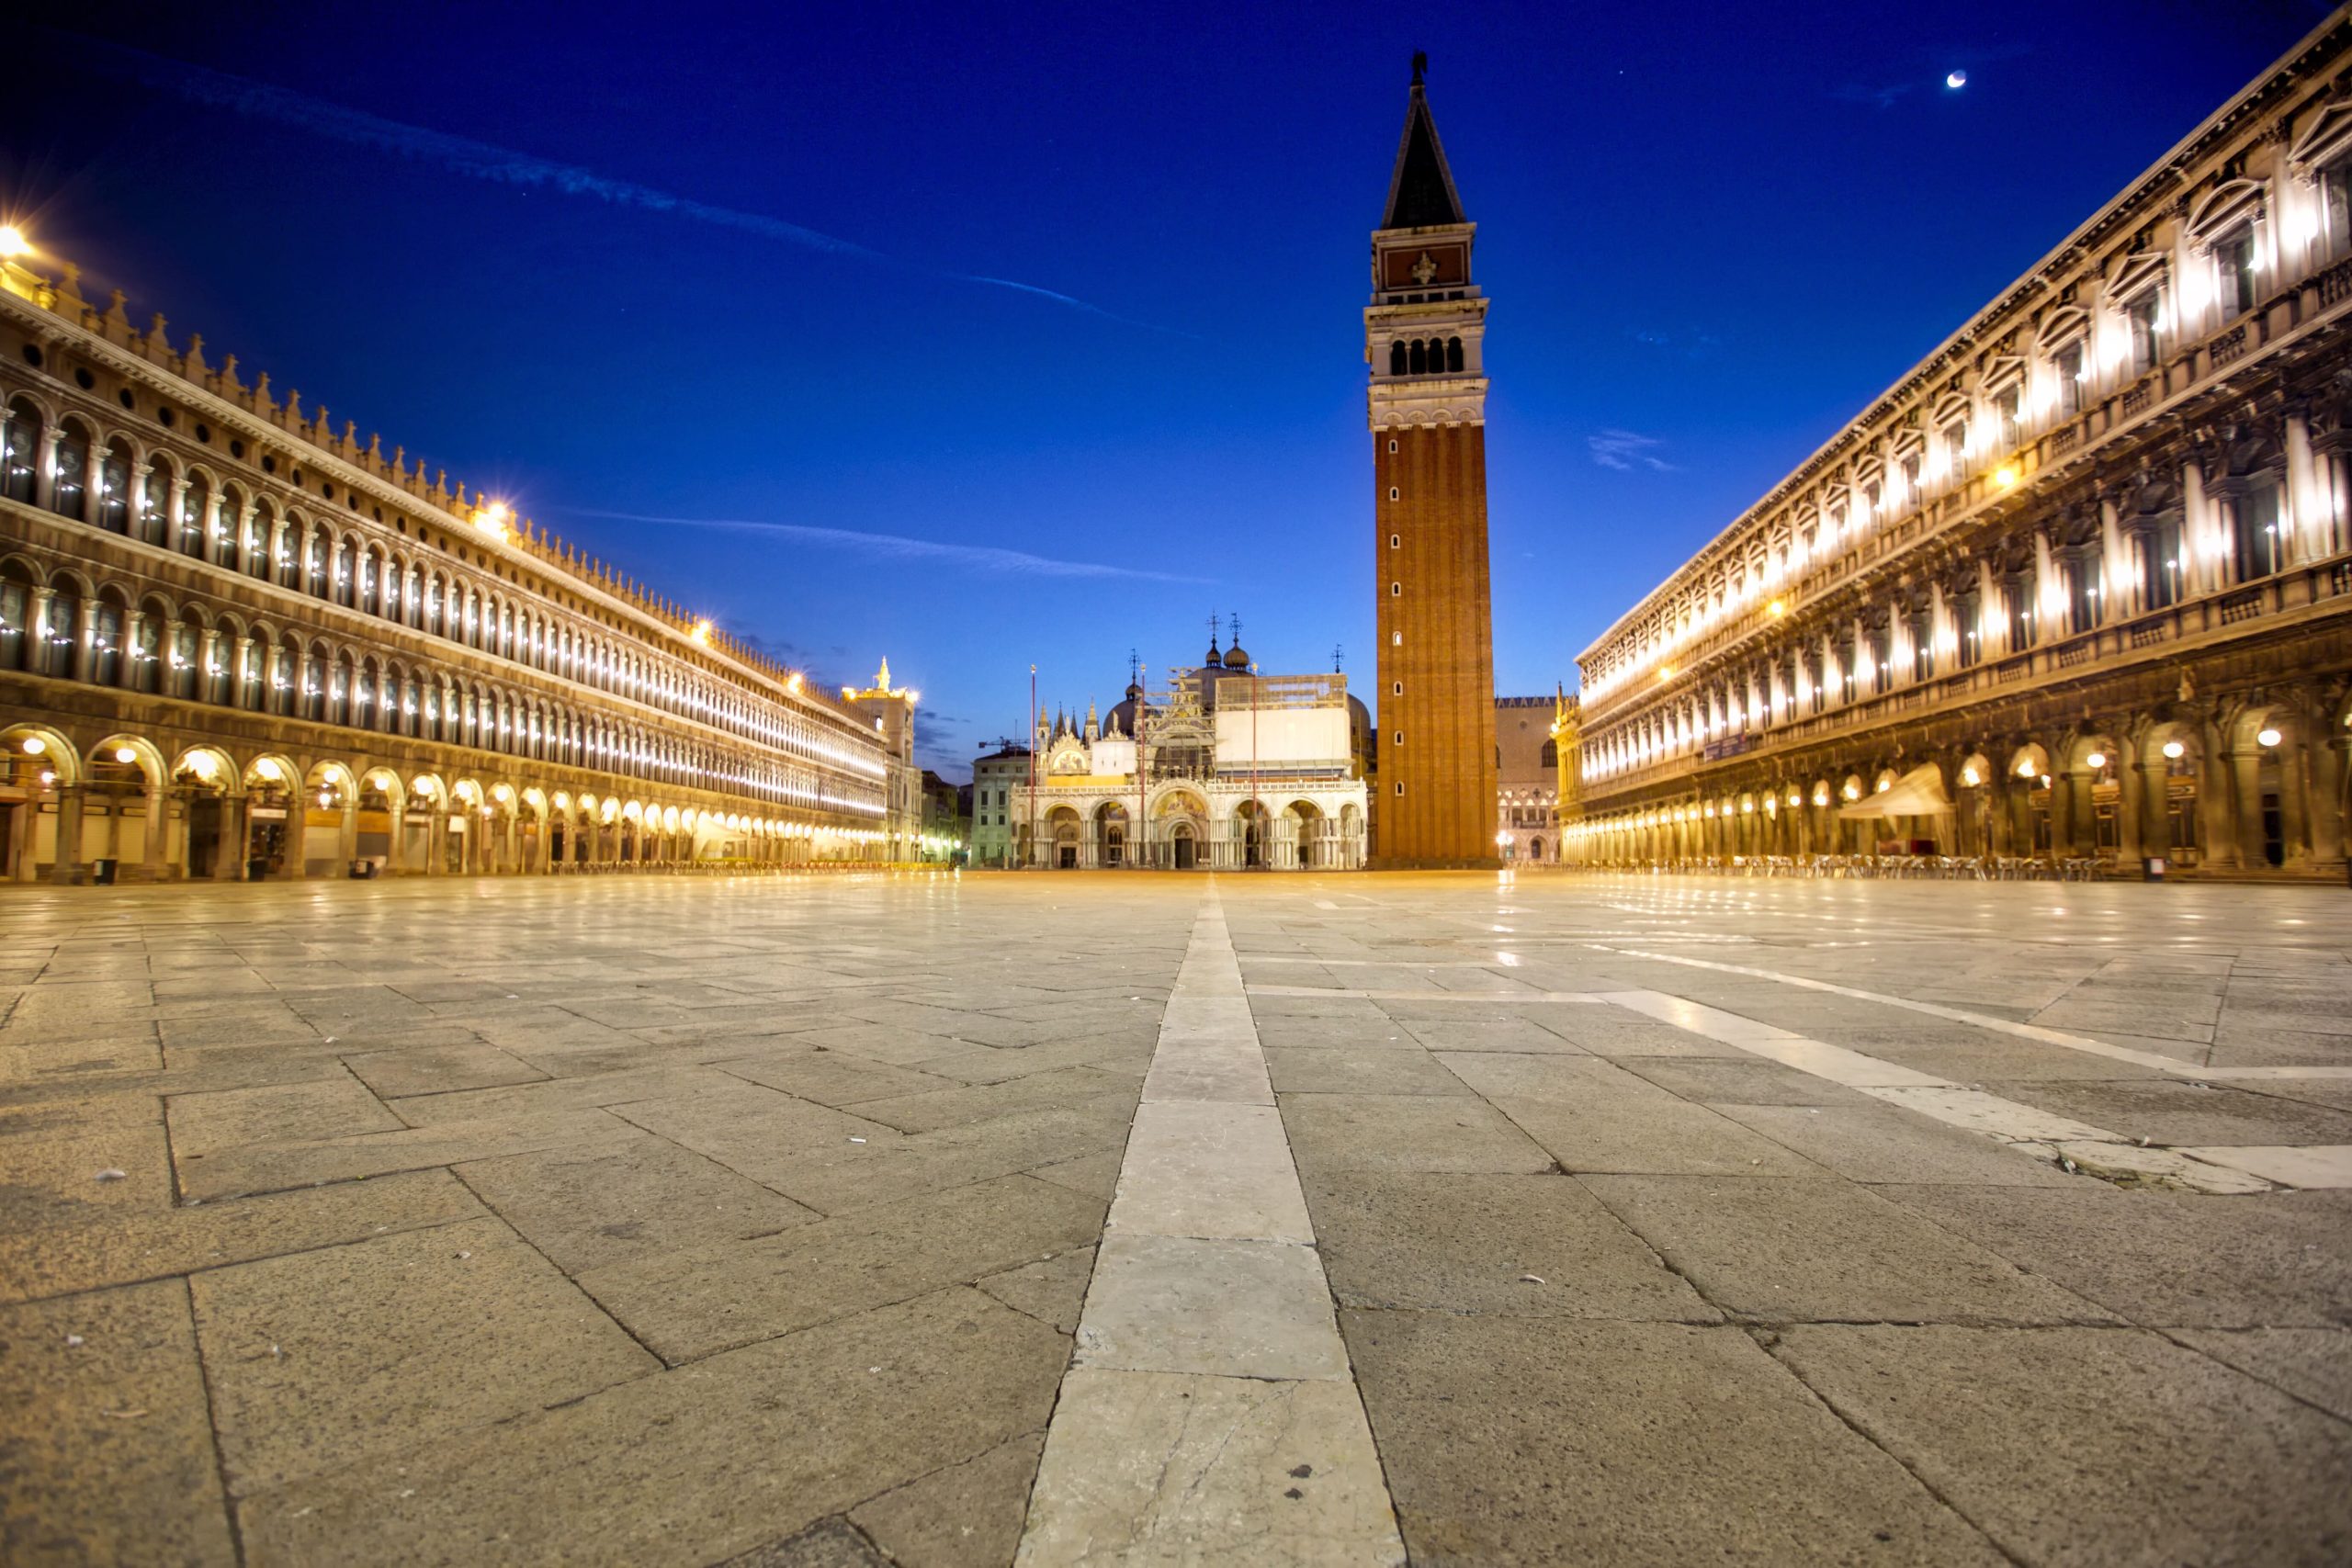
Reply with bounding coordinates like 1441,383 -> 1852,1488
1837,763 -> 1954,820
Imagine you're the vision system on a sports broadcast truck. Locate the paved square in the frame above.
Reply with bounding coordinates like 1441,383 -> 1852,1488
3,871 -> 2349,1565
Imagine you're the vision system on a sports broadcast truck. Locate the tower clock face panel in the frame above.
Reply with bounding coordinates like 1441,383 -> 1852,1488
1379,243 -> 1467,291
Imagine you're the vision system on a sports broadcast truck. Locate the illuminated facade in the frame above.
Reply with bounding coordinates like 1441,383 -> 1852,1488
1572,17 -> 2352,875
0,244 -> 893,882
1015,640 -> 1368,870
1494,695 -> 1560,863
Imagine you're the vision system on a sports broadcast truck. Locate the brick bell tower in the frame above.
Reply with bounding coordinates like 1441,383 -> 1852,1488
1368,53 -> 1498,868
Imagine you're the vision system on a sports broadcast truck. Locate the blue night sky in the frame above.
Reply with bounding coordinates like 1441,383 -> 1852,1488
5,1 -> 2329,779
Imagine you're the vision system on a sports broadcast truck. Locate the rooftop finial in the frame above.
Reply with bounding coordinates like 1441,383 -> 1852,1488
1411,51 -> 1427,87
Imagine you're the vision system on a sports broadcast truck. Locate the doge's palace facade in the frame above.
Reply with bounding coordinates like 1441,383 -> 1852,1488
1572,14 -> 2352,877
0,246 -> 891,882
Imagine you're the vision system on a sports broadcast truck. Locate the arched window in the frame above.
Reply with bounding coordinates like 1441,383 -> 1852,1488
1446,337 -> 1464,373
359,549 -> 381,616
1388,341 -> 1407,376
1539,739 -> 1558,769
140,457 -> 173,547
202,624 -> 232,705
277,517 -> 305,592
330,654 -> 354,727
239,494 -> 267,577
91,595 -> 124,686
0,399 -> 38,502
51,421 -> 90,519
96,438 -> 132,534
130,603 -> 163,693
1408,340 -> 1427,376
167,611 -> 202,700
334,540 -> 356,608
306,527 -> 330,595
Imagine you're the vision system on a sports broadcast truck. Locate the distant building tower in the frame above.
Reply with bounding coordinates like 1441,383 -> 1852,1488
1367,54 -> 1498,867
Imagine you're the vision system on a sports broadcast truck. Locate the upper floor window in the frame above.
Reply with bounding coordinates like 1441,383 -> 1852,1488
2143,516 -> 2184,610
2325,158 -> 2352,255
2054,341 -> 2086,419
2125,292 -> 2164,377
2215,230 -> 2257,320
1900,450 -> 1923,497
2234,480 -> 2284,581
2066,551 -> 2099,635
1994,385 -> 2022,450
1941,420 -> 1969,471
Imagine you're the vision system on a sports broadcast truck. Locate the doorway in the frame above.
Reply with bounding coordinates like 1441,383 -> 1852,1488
1172,829 -> 1195,870
187,796 -> 221,879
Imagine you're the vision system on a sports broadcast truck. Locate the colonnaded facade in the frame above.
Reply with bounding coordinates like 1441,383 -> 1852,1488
0,244 -> 895,883
1013,637 -> 1370,870
1495,694 -> 1561,863
1571,15 -> 2352,876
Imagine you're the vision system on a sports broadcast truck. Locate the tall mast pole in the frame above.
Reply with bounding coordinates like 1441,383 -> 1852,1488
1136,664 -> 1148,871
1251,661 -> 1261,869
1027,664 -> 1037,871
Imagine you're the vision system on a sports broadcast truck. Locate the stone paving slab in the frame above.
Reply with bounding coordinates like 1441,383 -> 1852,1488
0,1280 -> 237,1566
1775,1325 -> 2352,1566
0,1168 -> 486,1305
1878,1183 -> 2352,1327
189,1213 -> 660,1493
575,1172 -> 1103,1364
1581,1175 -> 2116,1325
241,1286 -> 1068,1567
1341,1314 -> 2006,1566
1304,1170 -> 1718,1320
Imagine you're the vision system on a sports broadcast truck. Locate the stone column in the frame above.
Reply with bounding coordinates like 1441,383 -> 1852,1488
141,781 -> 168,881
2117,759 -> 2145,864
425,808 -> 445,876
2199,726 -> 2240,869
216,795 -> 245,881
2309,732 -> 2346,872
2232,749 -> 2266,869
73,599 -> 96,683
387,803 -> 407,875
286,803 -> 308,881
34,426 -> 62,512
2279,736 -> 2312,870
7,788 -> 32,882
233,637 -> 254,709
49,786 -> 85,885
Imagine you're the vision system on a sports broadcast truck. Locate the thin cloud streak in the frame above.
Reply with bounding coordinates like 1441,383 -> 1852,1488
1588,429 -> 1677,472
41,28 -> 1170,333
565,509 -> 1204,583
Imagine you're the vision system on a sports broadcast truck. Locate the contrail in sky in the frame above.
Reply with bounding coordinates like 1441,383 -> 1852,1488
567,509 -> 1203,583
40,28 -> 1167,332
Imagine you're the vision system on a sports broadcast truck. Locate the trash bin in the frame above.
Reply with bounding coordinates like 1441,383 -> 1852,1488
2142,856 -> 2166,882
92,859 -> 118,886
246,857 -> 269,882
348,859 -> 377,880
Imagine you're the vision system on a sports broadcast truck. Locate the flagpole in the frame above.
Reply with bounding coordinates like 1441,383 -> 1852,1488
1027,663 -> 1037,871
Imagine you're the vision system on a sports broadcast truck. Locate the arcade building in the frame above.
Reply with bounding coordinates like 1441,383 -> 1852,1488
0,240 -> 896,882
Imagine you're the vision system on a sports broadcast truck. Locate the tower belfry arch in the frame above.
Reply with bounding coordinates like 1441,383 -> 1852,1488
1366,55 -> 1499,866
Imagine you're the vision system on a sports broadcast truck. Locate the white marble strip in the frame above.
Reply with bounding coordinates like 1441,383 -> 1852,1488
1592,987 -> 2270,1196
2174,1145 -> 2352,1188
1589,943 -> 2222,1075
1018,883 -> 1406,1567
1249,984 -> 1608,1003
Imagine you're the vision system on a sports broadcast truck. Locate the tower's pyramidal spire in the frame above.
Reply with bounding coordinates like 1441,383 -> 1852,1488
1382,53 -> 1466,231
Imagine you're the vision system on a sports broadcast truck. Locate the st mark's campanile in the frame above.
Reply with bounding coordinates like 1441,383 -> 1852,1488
1368,55 -> 1498,867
